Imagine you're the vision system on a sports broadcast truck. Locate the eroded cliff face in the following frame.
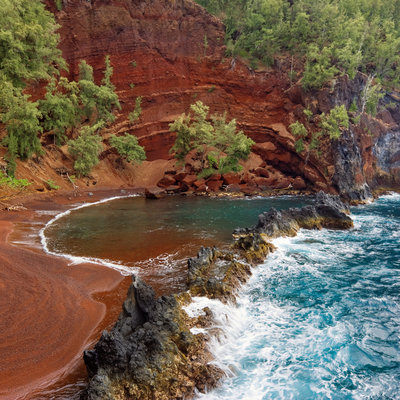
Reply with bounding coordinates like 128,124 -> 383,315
40,0 -> 331,194
23,0 -> 399,196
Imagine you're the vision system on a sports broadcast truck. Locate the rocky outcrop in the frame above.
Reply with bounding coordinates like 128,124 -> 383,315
39,0 -> 333,194
83,193 -> 353,399
83,275 -> 222,400
234,191 -> 353,238
20,1 -> 391,196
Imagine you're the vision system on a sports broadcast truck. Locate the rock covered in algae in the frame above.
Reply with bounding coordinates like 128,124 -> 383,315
233,191 -> 353,238
82,275 -> 222,400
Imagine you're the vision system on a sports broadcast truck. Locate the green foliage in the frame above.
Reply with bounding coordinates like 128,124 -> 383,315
364,83 -> 384,116
102,55 -> 115,91
319,105 -> 349,140
39,78 -> 80,144
0,0 -> 120,171
169,101 -> 254,175
289,121 -> 308,153
294,138 -> 304,153
0,0 -> 66,171
349,100 -> 358,113
310,131 -> 323,151
68,123 -> 103,176
46,179 -> 60,190
1,92 -> 43,160
196,0 -> 400,89
110,133 -> 146,164
0,0 -> 65,88
0,171 -> 30,189
289,121 -> 307,138
78,59 -> 121,123
129,97 -> 142,123
303,108 -> 313,121
54,0 -> 62,11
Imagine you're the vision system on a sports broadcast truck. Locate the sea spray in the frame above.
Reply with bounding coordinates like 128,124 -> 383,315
196,195 -> 400,399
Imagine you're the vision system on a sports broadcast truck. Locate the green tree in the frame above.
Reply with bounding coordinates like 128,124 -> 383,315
169,101 -> 254,176
68,123 -> 103,176
1,92 -> 43,175
319,105 -> 349,140
110,133 -> 146,163
0,0 -> 65,88
129,96 -> 142,123
289,121 -> 308,153
38,78 -> 80,144
78,59 -> 121,123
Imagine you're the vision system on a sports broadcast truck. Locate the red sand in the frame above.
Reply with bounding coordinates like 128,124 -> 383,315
0,191 -> 132,399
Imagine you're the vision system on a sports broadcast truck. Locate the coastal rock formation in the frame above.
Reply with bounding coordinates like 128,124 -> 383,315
233,191 -> 353,239
6,1 -> 392,197
83,275 -> 222,400
83,193 -> 353,399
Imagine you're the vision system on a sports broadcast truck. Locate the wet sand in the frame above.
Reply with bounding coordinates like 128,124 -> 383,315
0,190 -> 135,399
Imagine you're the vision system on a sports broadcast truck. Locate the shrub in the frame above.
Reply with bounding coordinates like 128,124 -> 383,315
169,101 -> 254,175
68,123 -> 103,176
109,133 -> 146,163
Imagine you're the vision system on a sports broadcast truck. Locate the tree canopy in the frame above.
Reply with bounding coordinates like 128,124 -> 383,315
169,101 -> 254,177
196,0 -> 400,89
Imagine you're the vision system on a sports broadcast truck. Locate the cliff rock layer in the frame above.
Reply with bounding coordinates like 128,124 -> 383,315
46,0 -> 330,193
40,0 -> 399,196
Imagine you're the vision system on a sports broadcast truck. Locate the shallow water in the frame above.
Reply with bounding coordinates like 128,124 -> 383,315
44,195 -> 311,295
196,194 -> 400,400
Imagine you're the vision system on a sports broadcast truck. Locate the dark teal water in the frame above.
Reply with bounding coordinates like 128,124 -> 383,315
195,194 -> 400,400
44,195 -> 311,293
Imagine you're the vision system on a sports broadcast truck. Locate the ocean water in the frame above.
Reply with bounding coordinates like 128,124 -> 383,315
41,193 -> 400,399
42,195 -> 311,294
195,194 -> 400,400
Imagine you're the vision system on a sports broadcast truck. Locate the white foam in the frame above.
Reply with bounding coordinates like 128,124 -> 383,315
39,195 -> 139,275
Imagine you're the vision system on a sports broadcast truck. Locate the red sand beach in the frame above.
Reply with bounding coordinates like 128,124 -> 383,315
0,190 -> 133,399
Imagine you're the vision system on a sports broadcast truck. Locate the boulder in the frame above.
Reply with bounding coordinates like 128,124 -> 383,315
207,180 -> 223,192
222,172 -> 241,185
292,176 -> 307,190
157,175 -> 176,188
145,187 -> 166,199
182,174 -> 198,187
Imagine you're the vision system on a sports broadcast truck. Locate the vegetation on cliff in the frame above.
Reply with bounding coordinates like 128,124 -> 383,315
169,101 -> 255,178
0,1 -> 146,179
196,0 -> 400,89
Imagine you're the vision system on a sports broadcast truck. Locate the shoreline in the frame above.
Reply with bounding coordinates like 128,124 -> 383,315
1,186 -> 398,398
0,188 -> 137,399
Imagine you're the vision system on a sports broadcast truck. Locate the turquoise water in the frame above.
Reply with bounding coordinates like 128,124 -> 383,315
44,194 -> 400,398
196,194 -> 400,400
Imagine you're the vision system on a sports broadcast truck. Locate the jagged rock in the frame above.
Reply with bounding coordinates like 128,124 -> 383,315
82,276 -> 221,400
233,191 -> 353,238
145,187 -> 166,199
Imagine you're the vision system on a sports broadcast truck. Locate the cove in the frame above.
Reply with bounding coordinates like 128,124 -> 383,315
42,195 -> 312,295
41,194 -> 400,399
